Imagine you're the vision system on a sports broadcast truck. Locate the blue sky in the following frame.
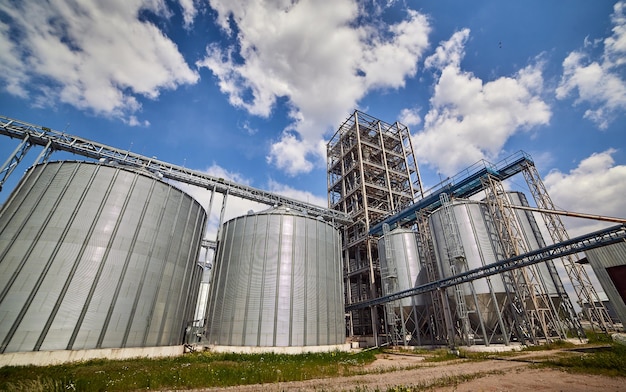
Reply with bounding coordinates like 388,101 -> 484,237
1,0 -> 625,240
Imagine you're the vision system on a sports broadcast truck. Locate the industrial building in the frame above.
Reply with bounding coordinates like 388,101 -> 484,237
0,113 -> 624,365
328,110 -> 620,347
582,243 -> 626,326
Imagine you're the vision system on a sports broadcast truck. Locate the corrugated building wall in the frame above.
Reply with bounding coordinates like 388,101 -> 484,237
584,242 -> 626,326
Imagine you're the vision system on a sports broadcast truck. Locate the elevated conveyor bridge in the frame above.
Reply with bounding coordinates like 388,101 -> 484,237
0,115 -> 351,225
369,151 -> 532,235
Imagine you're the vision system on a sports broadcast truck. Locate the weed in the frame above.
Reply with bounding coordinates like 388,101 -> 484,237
536,343 -> 626,377
0,350 -> 378,391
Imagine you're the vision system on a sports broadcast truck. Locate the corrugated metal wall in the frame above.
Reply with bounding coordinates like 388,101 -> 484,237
0,161 -> 206,353
205,206 -> 345,347
585,242 -> 626,325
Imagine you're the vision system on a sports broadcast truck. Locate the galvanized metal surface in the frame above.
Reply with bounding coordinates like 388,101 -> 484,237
378,228 -> 427,308
584,242 -> 626,326
430,201 -> 507,332
205,206 -> 345,347
0,161 -> 206,353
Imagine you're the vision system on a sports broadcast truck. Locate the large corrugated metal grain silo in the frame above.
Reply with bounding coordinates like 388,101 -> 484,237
0,161 -> 206,353
205,206 -> 345,349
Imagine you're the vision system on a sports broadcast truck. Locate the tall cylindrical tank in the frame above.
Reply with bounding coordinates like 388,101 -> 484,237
429,201 -> 507,332
378,228 -> 430,342
205,206 -> 345,348
0,161 -> 206,353
506,191 -> 561,297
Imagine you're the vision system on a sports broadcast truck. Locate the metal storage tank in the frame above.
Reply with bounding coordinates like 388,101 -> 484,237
429,201 -> 508,334
506,191 -> 561,297
0,161 -> 206,353
205,206 -> 345,348
377,228 -> 428,306
378,228 -> 430,344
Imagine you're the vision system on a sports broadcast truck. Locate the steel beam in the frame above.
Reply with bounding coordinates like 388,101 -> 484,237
0,115 -> 351,225
346,224 -> 626,311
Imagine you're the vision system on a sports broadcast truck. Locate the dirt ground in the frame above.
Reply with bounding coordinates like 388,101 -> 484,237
193,349 -> 626,392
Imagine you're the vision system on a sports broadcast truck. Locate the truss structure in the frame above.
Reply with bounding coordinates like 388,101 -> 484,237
0,115 -> 351,225
481,174 -> 563,344
346,223 -> 626,310
327,110 -> 421,341
522,163 -> 615,332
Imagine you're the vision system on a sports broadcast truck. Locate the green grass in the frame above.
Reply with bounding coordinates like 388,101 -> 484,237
0,350 -> 378,391
2,331 -> 622,391
517,338 -> 578,352
536,343 -> 626,377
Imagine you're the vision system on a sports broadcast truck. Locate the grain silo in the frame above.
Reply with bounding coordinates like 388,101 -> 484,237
506,191 -> 562,298
429,200 -> 508,339
377,228 -> 430,343
205,206 -> 346,351
0,161 -> 206,353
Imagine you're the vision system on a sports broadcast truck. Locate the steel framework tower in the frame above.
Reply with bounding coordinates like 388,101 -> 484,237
522,164 -> 615,333
327,110 -> 422,342
481,174 -> 564,344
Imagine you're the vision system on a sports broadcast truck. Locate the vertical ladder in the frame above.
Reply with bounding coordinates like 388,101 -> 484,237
381,224 -> 402,345
439,193 -> 473,346
416,210 -> 450,344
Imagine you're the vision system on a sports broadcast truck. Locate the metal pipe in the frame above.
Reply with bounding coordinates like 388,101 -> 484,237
503,203 -> 626,224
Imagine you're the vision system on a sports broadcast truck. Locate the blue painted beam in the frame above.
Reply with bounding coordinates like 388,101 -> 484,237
369,152 -> 533,235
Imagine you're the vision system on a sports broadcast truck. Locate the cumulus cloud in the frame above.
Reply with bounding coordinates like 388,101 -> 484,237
543,149 -> 626,236
197,0 -> 430,175
178,0 -> 198,28
267,179 -> 327,207
0,0 -> 198,124
412,29 -> 551,176
398,107 -> 422,127
556,1 -> 626,129
173,164 -> 327,239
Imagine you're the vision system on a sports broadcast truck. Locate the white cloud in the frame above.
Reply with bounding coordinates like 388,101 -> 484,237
0,0 -> 198,124
604,1 -> 626,67
399,107 -> 421,127
198,0 -> 430,175
173,164 -> 328,239
556,1 -> 626,129
267,179 -> 327,208
178,0 -> 198,28
412,29 -> 551,176
267,133 -> 315,175
543,149 -> 626,237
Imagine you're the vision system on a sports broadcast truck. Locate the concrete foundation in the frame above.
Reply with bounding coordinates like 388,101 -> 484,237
207,343 -> 351,355
0,345 -> 185,367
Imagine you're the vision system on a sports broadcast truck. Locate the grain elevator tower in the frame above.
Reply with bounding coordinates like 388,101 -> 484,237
327,110 -> 422,342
